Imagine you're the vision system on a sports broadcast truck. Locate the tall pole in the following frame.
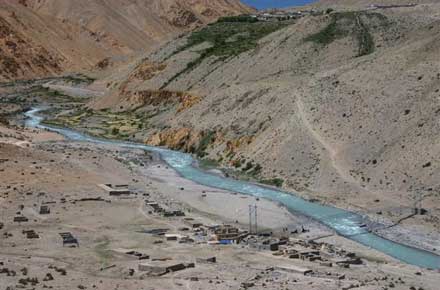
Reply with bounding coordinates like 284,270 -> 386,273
254,205 -> 258,235
249,205 -> 252,234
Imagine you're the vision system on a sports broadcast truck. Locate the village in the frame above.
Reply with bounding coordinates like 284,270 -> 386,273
248,10 -> 315,22
2,170 -> 365,280
1,126 -> 438,290
244,3 -> 419,22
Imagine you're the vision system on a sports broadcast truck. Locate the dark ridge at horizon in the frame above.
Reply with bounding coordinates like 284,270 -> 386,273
242,0 -> 316,9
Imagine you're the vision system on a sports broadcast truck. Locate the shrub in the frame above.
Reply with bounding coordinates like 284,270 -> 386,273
217,15 -> 258,23
305,14 -> 343,45
199,158 -> 219,169
0,116 -> 9,125
232,159 -> 242,168
305,11 -> 386,57
252,164 -> 262,173
196,130 -> 215,157
111,127 -> 119,135
260,178 -> 284,188
242,161 -> 254,171
326,8 -> 334,14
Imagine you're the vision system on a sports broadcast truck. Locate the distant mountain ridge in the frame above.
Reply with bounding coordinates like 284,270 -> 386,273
315,0 -> 437,8
242,0 -> 315,9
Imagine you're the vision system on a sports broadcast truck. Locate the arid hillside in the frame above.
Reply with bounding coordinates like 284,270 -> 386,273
85,2 -> 440,235
0,0 -> 253,81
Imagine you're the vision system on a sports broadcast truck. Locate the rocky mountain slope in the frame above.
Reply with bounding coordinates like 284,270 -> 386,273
0,0 -> 252,81
86,1 -> 440,233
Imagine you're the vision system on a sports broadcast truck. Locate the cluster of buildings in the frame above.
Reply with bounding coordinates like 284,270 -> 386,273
141,193 -> 365,279
144,197 -> 246,244
368,3 -> 417,10
249,10 -> 318,22
243,235 -> 363,270
145,199 -> 185,217
249,3 -> 419,22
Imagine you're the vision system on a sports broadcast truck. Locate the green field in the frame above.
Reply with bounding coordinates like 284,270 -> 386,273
305,11 -> 388,57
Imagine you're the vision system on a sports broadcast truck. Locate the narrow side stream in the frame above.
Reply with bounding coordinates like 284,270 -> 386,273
25,108 -> 440,269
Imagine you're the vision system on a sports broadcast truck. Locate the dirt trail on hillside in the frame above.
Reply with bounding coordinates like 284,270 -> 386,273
296,97 -> 366,192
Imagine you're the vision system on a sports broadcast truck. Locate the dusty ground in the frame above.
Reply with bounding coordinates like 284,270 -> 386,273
1,111 -> 439,290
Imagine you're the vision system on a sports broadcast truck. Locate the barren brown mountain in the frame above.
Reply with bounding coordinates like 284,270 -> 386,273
86,0 -> 440,243
0,0 -> 253,81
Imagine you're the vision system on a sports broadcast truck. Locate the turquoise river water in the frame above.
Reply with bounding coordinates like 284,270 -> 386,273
24,108 -> 439,269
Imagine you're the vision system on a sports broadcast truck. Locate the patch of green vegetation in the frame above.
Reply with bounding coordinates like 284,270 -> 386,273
305,15 -> 342,45
63,74 -> 96,85
356,19 -> 375,57
198,158 -> 220,170
162,20 -> 290,88
43,107 -> 151,141
0,80 -> 17,88
250,163 -> 262,175
42,118 -> 65,127
217,15 -> 258,23
260,178 -> 284,188
188,20 -> 289,59
111,127 -> 119,135
326,8 -> 334,14
232,159 -> 243,168
219,159 -> 264,185
305,11 -> 387,57
242,161 -> 254,172
196,130 -> 216,158
94,238 -> 113,267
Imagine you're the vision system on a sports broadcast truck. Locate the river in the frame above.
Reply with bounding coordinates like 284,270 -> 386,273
24,108 -> 440,269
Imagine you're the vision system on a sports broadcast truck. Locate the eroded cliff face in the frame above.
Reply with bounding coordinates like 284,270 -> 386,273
120,89 -> 201,113
145,128 -> 202,152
